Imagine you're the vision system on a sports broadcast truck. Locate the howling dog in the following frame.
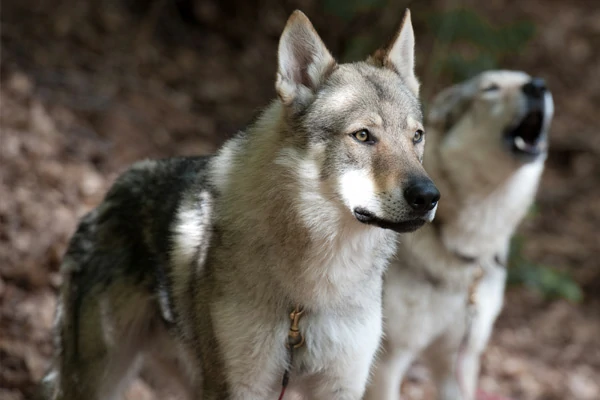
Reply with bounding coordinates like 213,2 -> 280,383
365,70 -> 553,400
40,9 -> 439,400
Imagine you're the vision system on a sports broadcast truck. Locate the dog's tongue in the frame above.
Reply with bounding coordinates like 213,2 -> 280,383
476,389 -> 513,400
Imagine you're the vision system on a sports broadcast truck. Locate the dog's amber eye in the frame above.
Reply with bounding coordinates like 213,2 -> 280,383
352,129 -> 372,143
413,129 -> 424,144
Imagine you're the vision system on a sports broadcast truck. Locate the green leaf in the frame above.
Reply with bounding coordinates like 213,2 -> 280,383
428,9 -> 495,46
496,22 -> 536,53
427,8 -> 536,57
442,53 -> 498,81
526,203 -> 540,218
507,236 -> 583,303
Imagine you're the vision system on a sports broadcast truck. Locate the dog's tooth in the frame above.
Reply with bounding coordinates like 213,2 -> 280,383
514,136 -> 528,151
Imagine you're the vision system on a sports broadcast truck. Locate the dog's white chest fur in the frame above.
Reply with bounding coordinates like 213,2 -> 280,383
208,143 -> 400,398
442,160 -> 544,258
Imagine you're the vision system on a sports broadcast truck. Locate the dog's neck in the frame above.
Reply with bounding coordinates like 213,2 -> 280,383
210,101 -> 395,310
427,155 -> 545,261
396,157 -> 543,293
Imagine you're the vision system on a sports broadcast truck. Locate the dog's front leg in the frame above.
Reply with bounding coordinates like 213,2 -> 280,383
309,358 -> 374,400
209,299 -> 288,400
364,345 -> 417,400
452,265 -> 506,400
307,316 -> 382,400
423,335 -> 464,400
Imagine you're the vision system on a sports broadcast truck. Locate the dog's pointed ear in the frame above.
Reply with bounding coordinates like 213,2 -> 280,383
427,84 -> 472,132
369,9 -> 419,96
276,10 -> 336,108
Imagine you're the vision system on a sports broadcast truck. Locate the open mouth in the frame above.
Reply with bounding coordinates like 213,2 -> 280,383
353,208 -> 426,233
504,108 -> 546,159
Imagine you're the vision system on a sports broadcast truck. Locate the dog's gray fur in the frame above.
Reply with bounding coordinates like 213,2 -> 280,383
40,10 -> 438,400
365,70 -> 553,400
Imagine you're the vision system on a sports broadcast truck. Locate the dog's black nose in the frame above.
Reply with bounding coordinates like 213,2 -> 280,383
404,180 -> 440,213
522,78 -> 547,98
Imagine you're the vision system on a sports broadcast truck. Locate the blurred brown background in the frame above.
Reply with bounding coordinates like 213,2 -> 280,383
1,0 -> 599,399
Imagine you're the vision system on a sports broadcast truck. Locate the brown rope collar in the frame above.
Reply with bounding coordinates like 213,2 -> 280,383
287,306 -> 305,349
278,305 -> 305,400
277,265 -> 485,400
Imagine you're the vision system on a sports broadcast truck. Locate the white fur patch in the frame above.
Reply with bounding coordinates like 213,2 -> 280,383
171,191 -> 213,272
99,296 -> 115,346
41,370 -> 58,385
157,285 -> 174,323
275,147 -> 344,235
168,190 -> 213,338
406,115 -> 422,131
338,169 -> 379,215
276,148 -> 322,182
129,159 -> 159,171
427,203 -> 438,222
326,86 -> 358,111
543,91 -> 554,132
210,139 -> 240,193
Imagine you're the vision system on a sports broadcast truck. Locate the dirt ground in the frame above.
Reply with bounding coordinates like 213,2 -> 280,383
1,1 -> 599,399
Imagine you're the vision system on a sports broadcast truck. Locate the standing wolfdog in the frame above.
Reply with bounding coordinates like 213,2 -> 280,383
40,9 -> 439,400
365,71 -> 553,400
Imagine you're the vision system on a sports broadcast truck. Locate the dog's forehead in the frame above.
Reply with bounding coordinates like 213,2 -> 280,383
312,63 -> 422,129
476,70 -> 531,89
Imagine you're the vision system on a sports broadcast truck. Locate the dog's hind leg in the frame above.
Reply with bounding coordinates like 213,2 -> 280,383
140,355 -> 194,400
140,330 -> 199,400
46,274 -> 158,400
422,331 -> 464,400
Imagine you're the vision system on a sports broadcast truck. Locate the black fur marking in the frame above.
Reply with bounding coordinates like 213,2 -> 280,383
61,156 -> 214,357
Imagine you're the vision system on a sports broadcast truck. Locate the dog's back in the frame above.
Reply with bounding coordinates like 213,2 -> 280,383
42,156 -> 211,399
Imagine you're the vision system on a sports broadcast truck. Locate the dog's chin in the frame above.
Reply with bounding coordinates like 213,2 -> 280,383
353,208 -> 427,233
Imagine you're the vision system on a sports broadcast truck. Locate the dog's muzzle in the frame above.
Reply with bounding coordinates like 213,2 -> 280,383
504,78 -> 553,161
353,178 -> 440,233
